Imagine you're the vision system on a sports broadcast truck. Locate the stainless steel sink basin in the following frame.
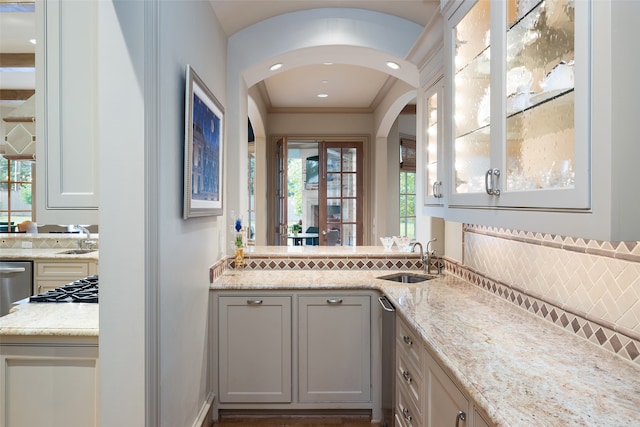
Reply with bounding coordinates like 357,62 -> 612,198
57,249 -> 98,255
377,272 -> 437,283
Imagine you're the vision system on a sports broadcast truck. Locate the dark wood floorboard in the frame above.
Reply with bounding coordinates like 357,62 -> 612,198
212,416 -> 382,426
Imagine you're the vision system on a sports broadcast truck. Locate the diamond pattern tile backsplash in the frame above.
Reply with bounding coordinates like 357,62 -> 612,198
461,225 -> 640,364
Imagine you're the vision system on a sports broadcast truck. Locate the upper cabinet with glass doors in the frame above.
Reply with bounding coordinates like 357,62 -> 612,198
423,80 -> 444,206
434,0 -> 640,241
448,0 -> 587,209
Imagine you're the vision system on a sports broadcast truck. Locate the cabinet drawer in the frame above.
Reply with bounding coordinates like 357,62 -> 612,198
36,262 -> 91,278
396,318 -> 424,368
395,385 -> 423,427
396,349 -> 423,416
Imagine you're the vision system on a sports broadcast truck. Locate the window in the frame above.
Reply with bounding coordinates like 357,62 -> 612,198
0,157 -> 34,231
400,137 -> 416,238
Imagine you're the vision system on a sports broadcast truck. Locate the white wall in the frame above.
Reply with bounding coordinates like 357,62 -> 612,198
99,1 -> 225,425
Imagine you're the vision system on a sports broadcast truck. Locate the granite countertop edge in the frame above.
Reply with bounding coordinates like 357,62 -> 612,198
211,269 -> 640,427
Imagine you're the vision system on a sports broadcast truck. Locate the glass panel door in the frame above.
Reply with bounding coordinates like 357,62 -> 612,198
452,0 -> 491,196
319,142 -> 363,246
275,138 -> 287,245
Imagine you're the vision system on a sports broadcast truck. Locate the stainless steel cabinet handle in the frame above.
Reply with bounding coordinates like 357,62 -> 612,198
402,407 -> 412,421
484,168 -> 501,196
402,370 -> 412,383
378,296 -> 395,312
403,335 -> 413,346
0,267 -> 26,273
491,168 -> 501,196
485,169 -> 493,195
327,298 -> 343,304
456,410 -> 466,427
246,299 -> 263,305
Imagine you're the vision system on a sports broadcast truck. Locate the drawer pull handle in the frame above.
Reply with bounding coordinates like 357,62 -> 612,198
402,370 -> 412,383
403,335 -> 413,346
327,298 -> 343,304
456,410 -> 466,427
402,407 -> 412,421
246,299 -> 263,305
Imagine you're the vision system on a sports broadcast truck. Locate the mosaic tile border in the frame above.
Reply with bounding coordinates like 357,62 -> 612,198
0,234 -> 99,249
442,258 -> 640,366
463,224 -> 640,263
230,255 -> 423,271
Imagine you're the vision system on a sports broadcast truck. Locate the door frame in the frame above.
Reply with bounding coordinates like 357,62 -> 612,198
267,135 -> 370,245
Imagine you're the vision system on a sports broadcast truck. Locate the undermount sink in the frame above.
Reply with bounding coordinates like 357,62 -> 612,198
377,272 -> 437,283
57,249 -> 97,255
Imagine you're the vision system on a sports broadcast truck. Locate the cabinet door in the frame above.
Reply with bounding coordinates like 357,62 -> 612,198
0,341 -> 99,427
425,350 -> 470,427
298,294 -> 371,402
36,0 -> 99,225
423,80 -> 445,206
446,0 -> 588,210
218,296 -> 292,403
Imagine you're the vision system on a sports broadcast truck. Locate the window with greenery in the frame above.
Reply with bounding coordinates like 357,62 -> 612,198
400,137 -> 416,238
400,171 -> 416,237
0,157 -> 34,231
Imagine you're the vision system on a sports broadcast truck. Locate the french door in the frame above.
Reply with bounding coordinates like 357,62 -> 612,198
319,141 -> 363,246
275,138 -> 288,245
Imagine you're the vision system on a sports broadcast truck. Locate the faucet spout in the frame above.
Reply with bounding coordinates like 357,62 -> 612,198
74,225 -> 92,249
410,241 -> 426,274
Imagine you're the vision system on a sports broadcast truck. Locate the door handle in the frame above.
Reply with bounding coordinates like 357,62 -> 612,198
0,267 -> 26,273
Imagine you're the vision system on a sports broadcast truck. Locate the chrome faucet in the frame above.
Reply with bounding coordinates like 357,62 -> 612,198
426,238 -> 437,274
410,241 -> 426,273
74,225 -> 94,249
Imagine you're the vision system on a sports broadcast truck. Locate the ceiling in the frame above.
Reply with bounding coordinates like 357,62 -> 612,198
0,1 -> 440,111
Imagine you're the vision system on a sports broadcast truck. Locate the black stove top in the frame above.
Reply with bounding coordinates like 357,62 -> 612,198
30,275 -> 99,303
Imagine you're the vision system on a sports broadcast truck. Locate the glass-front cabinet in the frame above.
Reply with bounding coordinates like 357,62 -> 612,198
423,79 -> 444,206
446,0 -> 588,209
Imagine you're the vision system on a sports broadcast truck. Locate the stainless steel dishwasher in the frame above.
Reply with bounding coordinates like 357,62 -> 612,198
0,260 -> 33,316
378,295 -> 396,427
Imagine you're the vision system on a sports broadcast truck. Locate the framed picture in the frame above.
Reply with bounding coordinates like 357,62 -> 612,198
183,64 -> 224,218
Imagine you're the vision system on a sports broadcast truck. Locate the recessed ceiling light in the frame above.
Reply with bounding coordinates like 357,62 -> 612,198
317,93 -> 329,98
386,61 -> 400,70
321,80 -> 328,84
322,62 -> 333,66
269,63 -> 283,71
29,39 -> 36,45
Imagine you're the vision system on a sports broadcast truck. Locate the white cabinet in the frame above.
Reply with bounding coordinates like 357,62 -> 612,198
211,290 -> 377,418
0,336 -> 99,427
423,80 -> 445,207
395,317 -> 425,426
34,260 -> 98,294
395,317 -> 495,427
217,295 -> 292,403
35,0 -> 99,225
425,349 -> 470,427
430,0 -> 640,241
298,294 -> 371,403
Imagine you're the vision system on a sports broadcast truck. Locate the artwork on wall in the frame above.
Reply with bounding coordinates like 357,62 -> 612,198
183,64 -> 224,218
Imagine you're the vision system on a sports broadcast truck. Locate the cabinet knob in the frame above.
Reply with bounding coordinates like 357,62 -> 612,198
402,370 -> 413,383
455,410 -> 466,427
403,335 -> 413,346
401,407 -> 412,421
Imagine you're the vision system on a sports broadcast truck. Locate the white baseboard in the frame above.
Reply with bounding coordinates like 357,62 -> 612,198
192,393 -> 215,427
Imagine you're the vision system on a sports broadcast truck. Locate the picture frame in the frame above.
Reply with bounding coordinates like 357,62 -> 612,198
183,64 -> 224,218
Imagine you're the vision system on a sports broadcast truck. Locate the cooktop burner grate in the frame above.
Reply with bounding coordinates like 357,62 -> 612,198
30,275 -> 99,303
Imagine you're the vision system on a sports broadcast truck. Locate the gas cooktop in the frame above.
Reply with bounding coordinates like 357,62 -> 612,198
30,275 -> 99,303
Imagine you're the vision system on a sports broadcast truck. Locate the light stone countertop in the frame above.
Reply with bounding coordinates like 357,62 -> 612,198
0,302 -> 98,337
212,269 -> 640,427
0,247 -> 99,260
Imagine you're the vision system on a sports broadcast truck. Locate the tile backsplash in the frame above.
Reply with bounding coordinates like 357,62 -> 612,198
455,224 -> 639,365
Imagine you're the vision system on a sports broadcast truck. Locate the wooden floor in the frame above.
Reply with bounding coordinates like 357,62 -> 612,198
213,416 -> 382,426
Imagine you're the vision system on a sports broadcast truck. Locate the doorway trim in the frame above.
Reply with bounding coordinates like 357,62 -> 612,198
267,134 -> 370,245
